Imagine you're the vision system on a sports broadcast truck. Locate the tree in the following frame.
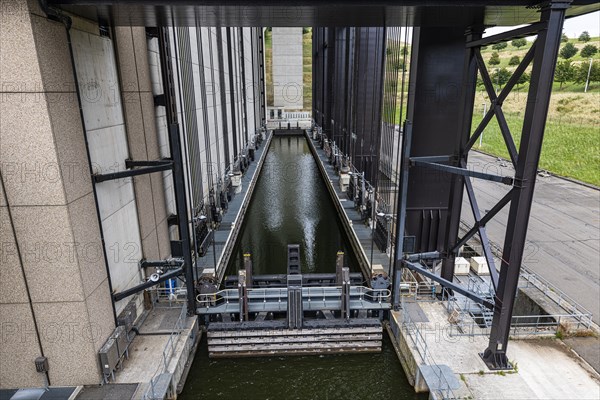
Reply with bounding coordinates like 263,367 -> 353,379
302,27 -> 311,34
508,56 -> 521,66
561,33 -> 569,43
559,42 -> 578,59
517,72 -> 530,88
575,61 -> 599,85
491,42 -> 508,51
511,38 -> 527,48
554,61 -> 574,88
491,68 -> 511,89
580,44 -> 598,58
489,52 -> 501,66
578,31 -> 591,42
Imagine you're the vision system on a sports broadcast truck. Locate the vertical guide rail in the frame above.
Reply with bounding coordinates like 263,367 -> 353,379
392,121 -> 412,309
158,27 -> 197,315
482,0 -> 570,369
441,26 -> 483,282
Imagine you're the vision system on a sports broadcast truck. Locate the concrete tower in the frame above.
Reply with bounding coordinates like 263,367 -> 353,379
272,27 -> 304,110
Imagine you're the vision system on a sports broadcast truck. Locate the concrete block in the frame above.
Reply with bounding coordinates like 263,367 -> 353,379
156,218 -> 171,260
32,301 -> 101,385
0,303 -> 45,389
0,93 -> 67,206
70,29 -> 125,132
113,27 -> 139,93
0,207 -> 30,304
67,192 -> 107,298
85,279 -> 116,352
150,172 -> 168,227
133,173 -> 158,241
141,230 -> 160,261
10,205 -> 85,303
100,201 -> 143,294
470,256 -> 489,275
454,257 -> 470,275
140,92 -> 161,160
0,5 -> 43,92
122,92 -> 148,160
131,27 -> 153,93
30,15 -> 76,93
46,92 -> 94,204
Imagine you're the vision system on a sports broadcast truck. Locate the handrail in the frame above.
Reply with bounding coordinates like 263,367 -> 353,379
400,305 -> 458,399
145,303 -> 187,399
196,286 -> 392,308
458,220 -> 594,326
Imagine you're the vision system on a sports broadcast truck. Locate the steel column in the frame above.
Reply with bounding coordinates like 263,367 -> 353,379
481,0 -> 570,369
392,121 -> 413,309
158,27 -> 197,315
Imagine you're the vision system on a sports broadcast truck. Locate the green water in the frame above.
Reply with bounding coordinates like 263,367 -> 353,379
181,134 -> 422,399
180,334 -> 425,400
226,135 -> 358,275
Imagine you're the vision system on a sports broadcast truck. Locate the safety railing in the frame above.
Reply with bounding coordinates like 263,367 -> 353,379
145,303 -> 187,400
519,266 -> 594,329
152,286 -> 188,308
399,307 -> 458,399
196,286 -> 392,309
458,220 -> 595,329
444,295 -> 592,337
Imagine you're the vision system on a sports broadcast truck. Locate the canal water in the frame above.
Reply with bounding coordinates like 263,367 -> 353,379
179,334 -> 425,399
181,133 -> 423,399
226,134 -> 358,275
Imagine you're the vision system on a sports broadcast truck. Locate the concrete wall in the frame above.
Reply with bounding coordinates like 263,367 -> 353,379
0,2 -> 265,388
0,1 -> 115,387
272,28 -> 303,110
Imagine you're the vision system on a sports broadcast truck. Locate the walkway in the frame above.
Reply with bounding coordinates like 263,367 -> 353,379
307,135 -> 390,275
196,131 -> 273,281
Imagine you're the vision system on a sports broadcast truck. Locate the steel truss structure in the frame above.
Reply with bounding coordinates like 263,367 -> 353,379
393,1 -> 572,369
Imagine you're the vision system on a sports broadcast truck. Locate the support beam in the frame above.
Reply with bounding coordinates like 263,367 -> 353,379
410,160 -> 513,185
392,121 -> 413,309
466,21 -> 547,48
403,261 -> 494,309
93,163 -> 172,183
482,0 -> 570,370
158,27 -> 197,315
113,267 -> 183,302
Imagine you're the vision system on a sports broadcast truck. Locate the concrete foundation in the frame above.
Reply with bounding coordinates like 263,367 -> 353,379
387,302 -> 600,398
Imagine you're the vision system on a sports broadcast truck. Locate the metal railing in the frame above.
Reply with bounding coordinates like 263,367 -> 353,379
458,220 -> 594,328
398,308 -> 458,399
145,303 -> 187,400
444,296 -> 592,337
196,286 -> 392,309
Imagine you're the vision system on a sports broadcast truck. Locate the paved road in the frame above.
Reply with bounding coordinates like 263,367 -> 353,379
464,151 -> 600,323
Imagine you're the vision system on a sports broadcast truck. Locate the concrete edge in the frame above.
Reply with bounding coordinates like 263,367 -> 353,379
216,131 -> 275,283
304,132 -> 372,279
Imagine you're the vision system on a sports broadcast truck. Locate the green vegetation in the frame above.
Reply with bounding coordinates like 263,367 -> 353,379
302,28 -> 312,109
265,29 -> 600,185
560,42 -> 578,59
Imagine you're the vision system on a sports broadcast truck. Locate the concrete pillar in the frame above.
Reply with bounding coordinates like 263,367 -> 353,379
272,27 -> 303,109
113,27 -> 171,262
0,0 -> 115,388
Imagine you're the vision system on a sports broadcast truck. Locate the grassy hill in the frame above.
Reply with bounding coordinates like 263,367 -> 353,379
265,29 -> 599,186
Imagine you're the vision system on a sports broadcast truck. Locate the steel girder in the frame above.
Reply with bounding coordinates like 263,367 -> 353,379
391,1 -> 571,369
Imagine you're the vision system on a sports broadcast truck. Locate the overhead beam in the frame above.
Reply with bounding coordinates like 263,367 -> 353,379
466,21 -> 547,48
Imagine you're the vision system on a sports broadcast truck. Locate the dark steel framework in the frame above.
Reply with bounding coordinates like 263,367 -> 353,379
392,1 -> 572,369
